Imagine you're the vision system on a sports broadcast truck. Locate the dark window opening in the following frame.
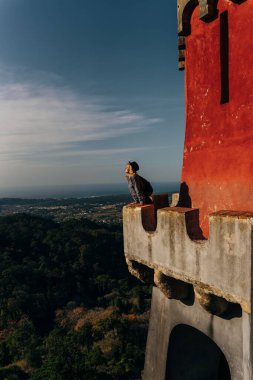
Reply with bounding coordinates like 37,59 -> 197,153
220,11 -> 229,104
166,324 -> 231,380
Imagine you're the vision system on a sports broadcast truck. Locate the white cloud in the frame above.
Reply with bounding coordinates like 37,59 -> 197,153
0,81 -> 161,163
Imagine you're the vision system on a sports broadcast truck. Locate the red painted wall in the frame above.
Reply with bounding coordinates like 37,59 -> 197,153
181,0 -> 253,237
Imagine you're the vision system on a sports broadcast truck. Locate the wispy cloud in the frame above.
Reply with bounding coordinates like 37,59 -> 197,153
40,146 -> 167,159
0,81 -> 161,162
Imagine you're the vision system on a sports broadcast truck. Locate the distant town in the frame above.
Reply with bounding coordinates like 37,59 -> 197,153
0,195 -> 133,225
0,193 -> 175,225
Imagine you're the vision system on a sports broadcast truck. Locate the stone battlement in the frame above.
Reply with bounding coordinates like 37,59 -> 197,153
123,204 -> 253,314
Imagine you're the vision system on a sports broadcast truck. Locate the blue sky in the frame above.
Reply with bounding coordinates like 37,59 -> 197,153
0,0 -> 185,188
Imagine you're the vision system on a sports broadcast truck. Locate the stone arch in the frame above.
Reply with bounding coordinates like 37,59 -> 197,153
177,0 -> 218,69
178,0 -> 246,36
178,0 -> 198,36
178,0 -> 218,36
166,324 -> 231,379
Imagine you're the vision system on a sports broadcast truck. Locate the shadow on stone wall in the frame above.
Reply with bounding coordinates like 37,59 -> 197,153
178,182 -> 192,208
177,182 -> 205,239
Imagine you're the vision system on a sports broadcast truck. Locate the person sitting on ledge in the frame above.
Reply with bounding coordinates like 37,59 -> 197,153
125,161 -> 153,205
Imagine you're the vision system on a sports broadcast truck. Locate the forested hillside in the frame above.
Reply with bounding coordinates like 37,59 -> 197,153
0,214 -> 151,380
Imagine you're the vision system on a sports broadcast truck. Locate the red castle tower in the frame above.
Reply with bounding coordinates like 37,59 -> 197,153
178,0 -> 251,237
123,1 -> 253,378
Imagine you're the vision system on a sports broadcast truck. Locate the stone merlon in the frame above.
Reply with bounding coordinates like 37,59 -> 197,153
123,204 -> 253,314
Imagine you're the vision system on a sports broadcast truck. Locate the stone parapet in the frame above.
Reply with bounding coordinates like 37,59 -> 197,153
123,205 -> 253,314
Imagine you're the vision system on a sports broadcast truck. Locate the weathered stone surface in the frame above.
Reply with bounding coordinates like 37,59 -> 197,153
123,205 -> 253,313
130,196 -> 169,233
178,60 -> 185,70
178,36 -> 186,70
198,0 -> 218,21
144,287 -> 250,380
178,49 -> 185,61
126,258 -> 154,284
194,286 -> 228,315
178,36 -> 186,49
154,270 -> 189,300
170,192 -> 179,207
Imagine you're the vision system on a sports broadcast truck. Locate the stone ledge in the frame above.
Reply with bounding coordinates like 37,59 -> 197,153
210,210 -> 253,218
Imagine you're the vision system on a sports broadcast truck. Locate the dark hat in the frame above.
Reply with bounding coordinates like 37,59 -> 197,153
129,161 -> 139,172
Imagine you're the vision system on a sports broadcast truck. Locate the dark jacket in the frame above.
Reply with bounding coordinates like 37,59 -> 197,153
126,174 -> 152,204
